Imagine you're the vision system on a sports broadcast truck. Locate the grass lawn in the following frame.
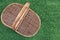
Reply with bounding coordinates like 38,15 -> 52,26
0,0 -> 60,40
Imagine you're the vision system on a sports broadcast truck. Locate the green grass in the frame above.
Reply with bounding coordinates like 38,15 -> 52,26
0,0 -> 60,40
